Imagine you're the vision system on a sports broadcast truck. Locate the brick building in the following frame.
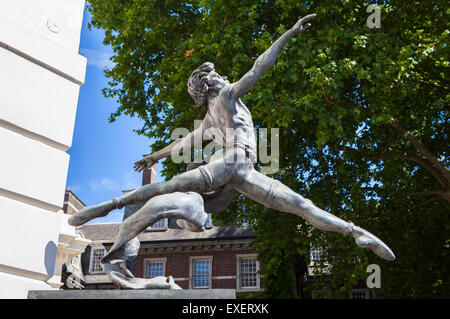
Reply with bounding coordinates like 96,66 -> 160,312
75,222 -> 261,296
61,167 -> 263,296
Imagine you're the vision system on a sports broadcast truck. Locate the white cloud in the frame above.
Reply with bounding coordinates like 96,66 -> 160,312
122,170 -> 141,190
79,48 -> 114,69
86,171 -> 141,193
88,177 -> 120,192
67,184 -> 81,192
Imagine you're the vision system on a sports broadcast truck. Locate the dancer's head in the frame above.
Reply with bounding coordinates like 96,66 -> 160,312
188,62 -> 229,107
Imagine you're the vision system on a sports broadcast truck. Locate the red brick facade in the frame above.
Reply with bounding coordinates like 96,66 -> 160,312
134,249 -> 258,290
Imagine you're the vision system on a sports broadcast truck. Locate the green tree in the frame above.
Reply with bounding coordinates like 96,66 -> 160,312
86,0 -> 449,298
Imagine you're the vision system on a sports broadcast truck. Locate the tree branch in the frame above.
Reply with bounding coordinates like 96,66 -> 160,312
398,190 -> 445,197
390,118 -> 450,187
414,79 -> 449,91
403,153 -> 448,189
413,196 -> 442,210
332,143 -> 450,203
394,196 -> 442,214
321,83 -> 334,106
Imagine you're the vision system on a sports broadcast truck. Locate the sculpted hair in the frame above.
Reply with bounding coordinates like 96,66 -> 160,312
188,62 -> 214,107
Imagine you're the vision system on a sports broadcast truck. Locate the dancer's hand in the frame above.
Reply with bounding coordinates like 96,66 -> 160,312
291,13 -> 316,35
133,154 -> 157,172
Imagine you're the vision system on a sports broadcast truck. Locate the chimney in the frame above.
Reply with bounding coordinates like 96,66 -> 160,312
142,164 -> 157,185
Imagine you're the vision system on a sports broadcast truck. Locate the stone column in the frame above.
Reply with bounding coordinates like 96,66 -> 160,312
0,0 -> 86,298
47,215 -> 91,289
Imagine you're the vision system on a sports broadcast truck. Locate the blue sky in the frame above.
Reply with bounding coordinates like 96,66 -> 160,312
66,9 -> 163,224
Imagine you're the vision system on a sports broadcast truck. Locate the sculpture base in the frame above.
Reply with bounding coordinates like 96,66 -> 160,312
28,289 -> 236,299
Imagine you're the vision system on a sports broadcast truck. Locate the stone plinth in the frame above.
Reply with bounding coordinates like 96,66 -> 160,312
28,289 -> 236,299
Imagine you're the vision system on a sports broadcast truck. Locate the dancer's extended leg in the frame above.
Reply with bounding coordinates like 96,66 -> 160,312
69,167 -> 216,226
68,147 -> 250,226
233,169 -> 395,260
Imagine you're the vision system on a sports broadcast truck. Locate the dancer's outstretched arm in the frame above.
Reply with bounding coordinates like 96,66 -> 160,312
134,124 -> 204,172
231,13 -> 316,99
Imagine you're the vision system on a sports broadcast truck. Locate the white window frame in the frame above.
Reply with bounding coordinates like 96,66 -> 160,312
236,254 -> 260,292
350,289 -> 370,299
308,243 -> 331,276
89,245 -> 106,274
144,258 -> 167,278
189,256 -> 213,289
148,218 -> 168,230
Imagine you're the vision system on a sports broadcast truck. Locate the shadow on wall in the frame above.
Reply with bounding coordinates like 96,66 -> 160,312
44,240 -> 57,276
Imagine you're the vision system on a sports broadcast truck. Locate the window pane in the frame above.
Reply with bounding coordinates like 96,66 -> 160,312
147,262 -> 165,278
240,257 -> 257,288
152,218 -> 167,229
91,248 -> 105,273
193,260 -> 210,288
351,291 -> 368,299
311,246 -> 323,262
71,256 -> 79,269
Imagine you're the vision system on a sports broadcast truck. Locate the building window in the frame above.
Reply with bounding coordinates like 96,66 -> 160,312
311,245 -> 323,262
308,244 -> 330,276
89,247 -> 106,274
145,258 -> 166,278
150,218 -> 168,230
205,214 -> 213,228
350,289 -> 369,299
239,257 -> 257,288
70,256 -> 79,270
236,254 -> 260,290
190,257 -> 212,289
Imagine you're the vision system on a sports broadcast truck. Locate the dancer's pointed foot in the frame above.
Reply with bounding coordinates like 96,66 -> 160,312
101,251 -> 134,278
166,276 -> 182,289
68,200 -> 116,226
351,225 -> 396,261
119,262 -> 135,279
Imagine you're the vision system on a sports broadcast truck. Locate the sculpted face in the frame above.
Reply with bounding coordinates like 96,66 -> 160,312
206,70 -> 229,92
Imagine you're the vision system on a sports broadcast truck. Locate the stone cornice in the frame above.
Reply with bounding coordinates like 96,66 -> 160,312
136,238 -> 254,254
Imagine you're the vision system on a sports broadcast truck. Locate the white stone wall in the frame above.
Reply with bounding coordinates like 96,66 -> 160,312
0,0 -> 86,298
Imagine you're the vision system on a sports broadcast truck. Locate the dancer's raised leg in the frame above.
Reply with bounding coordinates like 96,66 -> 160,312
69,167 -> 212,226
233,169 -> 395,261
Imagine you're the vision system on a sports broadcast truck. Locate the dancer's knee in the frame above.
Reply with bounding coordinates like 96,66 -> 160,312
172,172 -> 208,193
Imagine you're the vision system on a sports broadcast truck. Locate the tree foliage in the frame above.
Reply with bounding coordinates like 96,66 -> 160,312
86,0 -> 449,298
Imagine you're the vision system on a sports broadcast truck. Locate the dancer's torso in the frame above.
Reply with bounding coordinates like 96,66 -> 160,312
203,86 -> 257,161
